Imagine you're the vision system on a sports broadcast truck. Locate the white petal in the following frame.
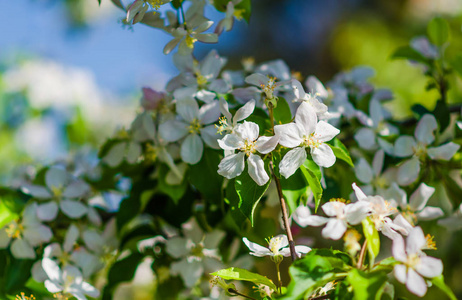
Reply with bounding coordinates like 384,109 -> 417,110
64,224 -> 80,253
245,73 -> 268,87
21,184 -> 52,199
377,137 -> 395,155
103,142 -> 126,168
171,259 -> 204,288
44,280 -> 63,294
181,134 -> 204,164
234,100 -> 255,123
23,224 -> 52,246
406,268 -> 427,297
199,100 -> 221,125
355,158 -> 373,184
279,147 -> 307,179
0,229 -> 11,248
345,201 -> 371,225
292,79 -> 307,99
322,219 -> 347,240
372,150 -> 384,176
315,121 -> 340,142
352,183 -> 367,201
219,97 -> 232,121
416,206 -> 444,221
242,237 -> 272,257
80,281 -> 100,298
60,200 -> 88,219
416,256 -> 443,278
427,142 -> 460,161
322,202 -> 345,217
292,206 -> 311,227
274,123 -> 303,148
393,214 -> 414,235
397,157 -> 420,186
196,33 -> 218,43
406,227 -> 426,255
305,76 -> 328,99
295,102 -> 317,135
369,99 -> 385,125
247,154 -> 269,186
42,258 -> 62,282
62,180 -> 90,198
394,264 -> 407,284
255,135 -> 279,154
11,239 -> 36,259
217,152 -> 245,179
36,201 -> 59,221
44,243 -> 62,258
354,128 -> 377,150
200,125 -> 221,149
159,119 -> 189,142
391,235 -> 407,262
415,114 -> 437,145
176,99 -> 199,123
32,260 -> 48,282
218,133 -> 244,150
126,142 -> 141,164
297,215 -> 329,227
235,121 -> 259,142
394,136 -> 416,157
166,237 -> 189,258
311,143 -> 336,168
46,168 -> 69,190
409,183 -> 435,212
384,183 -> 407,208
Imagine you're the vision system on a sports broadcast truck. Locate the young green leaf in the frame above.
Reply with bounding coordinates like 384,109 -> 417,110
362,217 -> 380,263
431,275 -> 457,300
301,159 -> 323,211
329,138 -> 354,167
346,269 -> 388,300
427,17 -> 450,46
211,267 -> 277,291
273,97 -> 292,125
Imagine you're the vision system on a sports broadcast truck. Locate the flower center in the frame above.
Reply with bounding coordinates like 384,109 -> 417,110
215,117 -> 229,135
53,293 -> 70,300
267,236 -> 283,256
406,253 -> 421,269
188,118 -> 202,134
372,176 -> 388,189
185,33 -> 197,49
195,71 -> 208,87
413,143 -> 427,159
240,139 -> 256,156
233,8 -> 245,20
146,0 -> 162,10
16,293 -> 35,300
260,77 -> 277,100
190,243 -> 204,258
301,133 -> 322,148
6,222 -> 24,239
424,234 -> 437,250
402,206 -> 418,226
241,57 -> 255,72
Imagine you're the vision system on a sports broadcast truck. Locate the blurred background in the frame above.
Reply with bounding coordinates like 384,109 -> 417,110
1,1 -> 462,298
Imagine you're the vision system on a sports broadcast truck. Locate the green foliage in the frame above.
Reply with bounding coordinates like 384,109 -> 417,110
212,0 -> 252,22
329,138 -> 354,168
211,267 -> 277,291
235,165 -> 271,226
346,269 -> 388,300
273,97 -> 292,125
391,46 -> 431,66
431,275 -> 457,300
362,217 -> 380,264
189,148 -> 223,202
157,164 -> 187,204
427,17 -> 450,46
280,168 -> 310,214
281,249 -> 349,299
301,159 -> 323,211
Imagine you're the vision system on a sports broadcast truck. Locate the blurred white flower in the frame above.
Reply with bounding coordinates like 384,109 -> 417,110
243,235 -> 310,259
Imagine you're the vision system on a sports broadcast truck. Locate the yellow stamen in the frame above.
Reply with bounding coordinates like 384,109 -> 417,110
6,222 -> 24,239
425,234 -> 437,250
188,118 -> 202,134
215,117 -> 229,135
239,139 -> 256,156
185,34 -> 197,49
16,293 -> 35,300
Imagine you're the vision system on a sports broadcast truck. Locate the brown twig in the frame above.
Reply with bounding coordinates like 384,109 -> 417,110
356,240 -> 368,269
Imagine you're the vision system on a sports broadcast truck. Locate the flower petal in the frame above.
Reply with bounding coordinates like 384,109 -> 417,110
24,224 -> 53,246
217,152 -> 245,179
355,158 -> 373,184
397,157 -> 420,186
255,135 -> 279,154
279,147 -> 307,179
181,134 -> 204,164
394,264 -> 407,284
218,133 -> 244,150
200,125 -> 221,149
159,119 -> 189,142
60,200 -> 88,219
234,100 -> 256,123
247,153 -> 269,186
409,183 -> 435,212
235,121 -> 259,142
274,123 -> 303,148
46,168 -> 69,190
322,218 -> 347,240
416,206 -> 444,221
199,100 -> 221,125
295,102 -> 317,135
415,114 -> 437,145
406,226 -> 426,255
242,237 -> 272,257
62,180 -> 90,199
406,268 -> 427,297
315,121 -> 340,142
372,150 -> 384,176
354,128 -> 376,150
394,136 -> 416,157
311,143 -> 336,168
11,239 -> 36,259
36,201 -> 59,222
427,142 -> 460,161
416,256 -> 443,278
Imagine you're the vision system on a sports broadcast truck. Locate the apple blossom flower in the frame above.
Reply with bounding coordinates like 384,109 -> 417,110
126,0 -> 172,25
214,0 -> 244,35
0,203 -> 52,259
352,183 -> 411,240
410,36 -> 439,59
438,203 -> 462,231
21,168 -> 90,221
274,102 -> 340,178
217,121 -> 279,186
290,79 -> 329,119
394,114 -> 460,185
385,183 -> 443,225
392,226 -> 443,297
166,218 -> 225,287
216,98 -> 255,134
159,99 -> 221,164
242,235 -> 310,259
294,199 -> 371,240
354,98 -> 397,154
42,258 -> 100,300
164,20 -> 218,55
245,73 -> 289,101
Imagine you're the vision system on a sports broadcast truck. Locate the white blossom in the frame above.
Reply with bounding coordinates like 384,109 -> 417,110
275,102 -> 340,178
242,235 -> 310,258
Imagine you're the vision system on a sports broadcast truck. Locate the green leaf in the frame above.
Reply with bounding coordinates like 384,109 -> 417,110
431,275 -> 457,300
281,249 -> 348,300
189,148 -> 223,201
427,17 -> 450,46
391,46 -> 431,65
451,55 -> 462,78
273,97 -> 292,125
102,252 -> 144,300
111,0 -> 124,9
211,267 -> 277,291
300,159 -> 323,211
433,99 -> 450,132
5,258 -> 34,294
346,269 -> 388,300
362,217 -> 380,264
329,138 -> 354,167
157,164 -> 187,204
235,166 -> 271,226
224,179 -> 248,229
280,168 -> 309,214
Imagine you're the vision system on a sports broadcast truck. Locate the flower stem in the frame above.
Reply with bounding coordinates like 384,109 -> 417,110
267,101 -> 297,262
228,288 -> 257,300
275,261 -> 282,293
357,240 -> 367,269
